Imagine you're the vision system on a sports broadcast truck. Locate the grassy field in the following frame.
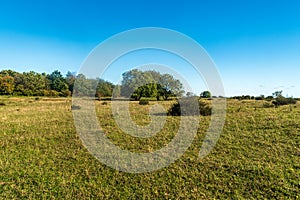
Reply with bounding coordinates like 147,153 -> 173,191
0,96 -> 299,199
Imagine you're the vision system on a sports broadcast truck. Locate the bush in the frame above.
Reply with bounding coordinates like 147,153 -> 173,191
71,105 -> 81,110
60,89 -> 71,97
102,101 -> 108,105
265,96 -> 274,101
0,102 -> 6,106
168,97 -> 211,116
43,90 -> 60,97
139,99 -> 149,105
168,100 -> 181,116
273,96 -> 297,107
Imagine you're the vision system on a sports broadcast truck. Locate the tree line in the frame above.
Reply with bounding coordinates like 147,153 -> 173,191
1,69 -> 297,106
0,69 -> 115,97
0,69 -> 185,99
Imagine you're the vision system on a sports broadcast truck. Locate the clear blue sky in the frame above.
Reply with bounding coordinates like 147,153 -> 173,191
0,0 -> 299,97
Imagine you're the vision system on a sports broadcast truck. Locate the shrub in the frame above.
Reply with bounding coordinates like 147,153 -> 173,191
168,97 -> 211,116
71,105 -> 81,110
139,99 -> 149,105
43,90 -> 60,97
0,102 -> 6,106
273,96 -> 297,107
60,89 -> 71,97
168,100 -> 181,116
102,101 -> 108,105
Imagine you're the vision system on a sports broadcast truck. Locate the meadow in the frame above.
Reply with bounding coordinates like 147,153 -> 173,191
0,96 -> 299,199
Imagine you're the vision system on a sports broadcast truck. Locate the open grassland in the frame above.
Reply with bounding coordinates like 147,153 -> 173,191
0,97 -> 299,199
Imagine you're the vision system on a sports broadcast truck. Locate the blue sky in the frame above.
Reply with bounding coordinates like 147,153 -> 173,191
0,0 -> 299,97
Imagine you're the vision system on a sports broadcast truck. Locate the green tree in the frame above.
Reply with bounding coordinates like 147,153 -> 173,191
66,71 -> 76,94
121,69 -> 184,100
0,69 -> 19,77
158,74 -> 184,100
73,74 -> 98,97
134,83 -> 158,100
47,70 -> 69,96
0,75 -> 14,95
96,78 -> 114,98
14,71 -> 47,96
272,90 -> 283,98
121,69 -> 152,99
200,91 -> 212,98
112,84 -> 121,98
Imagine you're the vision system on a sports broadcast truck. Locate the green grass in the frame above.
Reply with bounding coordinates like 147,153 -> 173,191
0,97 -> 299,199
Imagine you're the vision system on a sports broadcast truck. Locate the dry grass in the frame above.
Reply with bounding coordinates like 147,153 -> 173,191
0,97 -> 299,199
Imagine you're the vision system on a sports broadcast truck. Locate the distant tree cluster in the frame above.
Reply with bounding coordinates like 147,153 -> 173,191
229,90 -> 297,107
0,69 -> 184,100
230,95 -> 274,101
0,69 -> 115,97
2,69 -> 296,107
73,73 -> 119,98
231,95 -> 255,100
272,90 -> 297,106
120,69 -> 184,100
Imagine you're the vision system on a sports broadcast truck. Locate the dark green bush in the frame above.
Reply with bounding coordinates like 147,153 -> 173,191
168,101 -> 181,116
273,96 -> 297,107
168,97 -> 211,116
139,99 -> 149,105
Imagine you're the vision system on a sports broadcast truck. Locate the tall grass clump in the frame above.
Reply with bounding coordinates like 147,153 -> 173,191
139,99 -> 149,105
